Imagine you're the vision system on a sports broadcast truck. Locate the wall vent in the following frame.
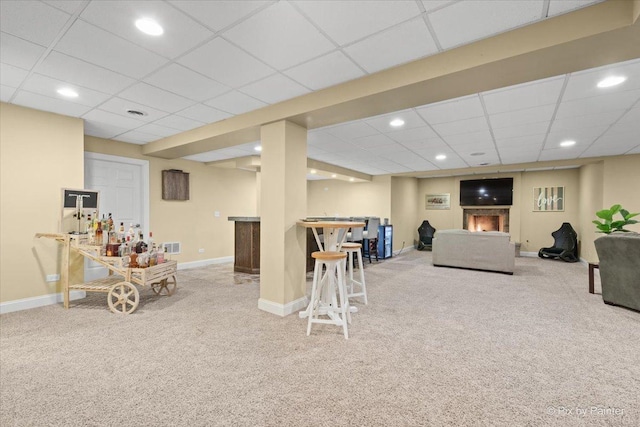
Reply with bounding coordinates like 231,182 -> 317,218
162,242 -> 181,254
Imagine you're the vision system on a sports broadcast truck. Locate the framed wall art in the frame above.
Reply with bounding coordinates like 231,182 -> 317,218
533,186 -> 564,211
426,194 -> 450,210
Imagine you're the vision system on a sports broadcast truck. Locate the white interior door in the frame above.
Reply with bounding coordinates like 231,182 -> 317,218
84,153 -> 149,281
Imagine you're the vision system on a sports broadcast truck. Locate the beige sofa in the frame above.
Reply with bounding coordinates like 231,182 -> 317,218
432,229 -> 515,274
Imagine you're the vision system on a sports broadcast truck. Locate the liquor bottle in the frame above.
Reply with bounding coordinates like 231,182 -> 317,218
118,222 -> 125,240
148,231 -> 154,248
157,244 -> 165,264
127,223 -> 135,241
149,244 -> 157,267
107,213 -> 114,232
95,223 -> 103,245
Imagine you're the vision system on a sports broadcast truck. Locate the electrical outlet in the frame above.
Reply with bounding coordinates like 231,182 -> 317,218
214,211 -> 220,217
46,274 -> 60,282
198,248 -> 205,253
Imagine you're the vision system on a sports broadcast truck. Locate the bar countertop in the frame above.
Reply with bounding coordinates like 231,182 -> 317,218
228,216 -> 260,222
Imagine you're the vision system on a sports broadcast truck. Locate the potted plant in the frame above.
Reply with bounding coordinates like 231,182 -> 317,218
593,204 -> 640,312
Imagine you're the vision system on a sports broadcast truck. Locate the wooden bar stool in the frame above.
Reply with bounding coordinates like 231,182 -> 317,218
341,242 -> 368,305
307,251 -> 350,339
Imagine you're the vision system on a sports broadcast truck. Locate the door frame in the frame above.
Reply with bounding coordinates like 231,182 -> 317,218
84,152 -> 150,239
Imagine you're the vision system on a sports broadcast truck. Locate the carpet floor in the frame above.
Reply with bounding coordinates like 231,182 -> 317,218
1,250 -> 639,426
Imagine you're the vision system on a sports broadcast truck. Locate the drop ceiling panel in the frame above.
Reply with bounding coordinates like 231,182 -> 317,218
83,109 -> 146,130
1,85 -> 17,102
627,145 -> 640,155
116,130 -> 160,145
550,110 -> 624,133
98,97 -> 169,123
548,0 -> 603,17
401,138 -> 450,151
324,122 -> 379,140
169,0 -> 269,32
0,1 -> 70,47
387,126 -> 439,143
21,74 -> 110,107
545,126 -> 609,149
134,123 -> 181,138
495,134 -> 545,149
42,1 -> 85,14
429,0 -> 543,50
351,134 -> 396,149
555,90 -> 640,119
0,63 -> 29,88
492,121 -> 550,140
417,95 -> 484,124
145,64 -> 230,102
37,51 -> 136,94
421,1 -> 457,13
205,90 -> 267,115
482,76 -> 564,114
224,2 -> 334,70
239,73 -> 310,104
12,91 -> 92,117
177,104 -> 232,124
294,0 -> 422,45
284,51 -> 364,91
119,83 -> 194,113
84,121 -> 129,139
152,114 -> 204,132
372,144 -> 413,156
562,58 -> 640,101
364,109 -> 427,133
432,117 -> 489,137
344,18 -> 437,74
500,152 -> 541,164
489,104 -> 555,129
538,147 -> 583,162
0,32 -> 47,70
54,20 -> 168,79
178,38 -> 274,88
80,0 -> 213,59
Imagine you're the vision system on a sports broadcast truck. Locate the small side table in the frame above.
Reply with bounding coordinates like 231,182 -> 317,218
588,262 -> 599,294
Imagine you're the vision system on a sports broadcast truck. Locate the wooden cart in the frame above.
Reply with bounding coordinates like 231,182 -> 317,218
36,233 -> 177,314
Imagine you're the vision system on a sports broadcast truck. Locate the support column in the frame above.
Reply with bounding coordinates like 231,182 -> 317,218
258,120 -> 307,316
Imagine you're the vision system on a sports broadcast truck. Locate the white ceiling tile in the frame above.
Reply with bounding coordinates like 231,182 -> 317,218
42,1 -> 85,14
345,18 -> 438,74
239,73 -> 310,104
284,51 -> 364,91
351,134 -> 396,148
616,107 -> 640,126
22,74 -> 110,107
178,37 -> 274,87
98,97 -> 170,123
500,153 -> 540,164
324,122 -> 379,140
387,126 -> 438,143
482,76 -> 564,114
365,109 -> 427,133
562,58 -> 640,101
115,130 -> 158,145
37,51 -> 136,94
548,0 -> 604,17
401,138 -> 449,151
12,91 -> 92,117
381,164 -> 413,173
545,126 -> 609,149
421,1 -> 458,13
83,109 -> 146,130
133,123 -> 180,138
495,134 -> 545,148
433,116 -> 489,136
224,2 -> 334,70
492,121 -> 550,140
0,32 -> 46,70
153,114 -> 204,132
119,83 -> 194,113
177,104 -> 232,124
84,121 -> 129,139
555,89 -> 640,119
550,110 -> 624,133
308,130 -> 344,146
443,129 -> 493,146
145,64 -> 230,102
169,1 -> 269,32
429,0 -> 543,50
310,138 -> 355,152
538,147 -> 582,162
80,0 -> 213,59
204,90 -> 267,115
54,20 -> 168,79
417,95 -> 484,124
0,1 -> 70,47
1,85 -> 17,102
0,63 -> 29,88
489,104 -> 555,129
628,145 -> 640,155
294,0 -> 422,45
373,144 -> 412,156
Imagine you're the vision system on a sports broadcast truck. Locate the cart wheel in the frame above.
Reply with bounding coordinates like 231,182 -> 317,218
151,275 -> 177,296
108,282 -> 139,314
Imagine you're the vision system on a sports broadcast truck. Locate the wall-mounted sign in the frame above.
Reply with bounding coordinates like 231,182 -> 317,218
533,187 -> 564,211
426,193 -> 450,210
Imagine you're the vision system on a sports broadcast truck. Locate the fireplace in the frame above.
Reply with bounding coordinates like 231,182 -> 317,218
463,208 -> 510,233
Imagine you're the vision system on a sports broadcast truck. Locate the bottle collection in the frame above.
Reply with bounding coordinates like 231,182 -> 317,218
85,212 -> 165,268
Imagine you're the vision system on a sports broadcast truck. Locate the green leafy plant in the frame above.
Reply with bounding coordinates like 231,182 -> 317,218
593,204 -> 639,233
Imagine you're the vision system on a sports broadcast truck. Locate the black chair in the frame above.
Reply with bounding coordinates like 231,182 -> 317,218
417,220 -> 436,251
538,222 -> 579,262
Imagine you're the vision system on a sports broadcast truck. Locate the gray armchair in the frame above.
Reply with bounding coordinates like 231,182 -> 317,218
594,232 -> 640,312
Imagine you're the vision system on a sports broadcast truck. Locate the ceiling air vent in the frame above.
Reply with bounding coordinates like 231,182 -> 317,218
126,109 -> 147,117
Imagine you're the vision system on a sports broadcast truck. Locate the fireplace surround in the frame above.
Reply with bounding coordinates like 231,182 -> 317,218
463,208 -> 510,233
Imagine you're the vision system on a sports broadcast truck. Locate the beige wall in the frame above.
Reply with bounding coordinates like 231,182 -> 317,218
390,177 -> 418,251
578,162 -> 604,262
416,177 -> 457,231
1,103 -> 84,302
85,137 -> 257,264
602,154 -> 640,233
307,175 -> 391,220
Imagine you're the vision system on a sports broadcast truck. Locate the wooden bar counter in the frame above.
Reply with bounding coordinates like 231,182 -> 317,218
228,217 -> 260,274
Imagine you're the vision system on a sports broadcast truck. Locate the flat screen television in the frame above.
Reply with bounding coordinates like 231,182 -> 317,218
460,178 -> 513,206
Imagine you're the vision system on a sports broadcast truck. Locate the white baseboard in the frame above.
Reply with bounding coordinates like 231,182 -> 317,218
258,296 -> 308,317
393,245 -> 416,256
177,256 -> 234,270
0,290 -> 87,315
520,251 -> 539,258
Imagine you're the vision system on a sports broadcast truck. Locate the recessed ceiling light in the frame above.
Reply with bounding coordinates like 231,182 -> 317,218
349,178 -> 355,182
254,145 -> 262,152
560,140 -> 576,147
135,18 -> 163,36
597,76 -> 626,88
435,154 -> 447,160
331,174 -> 337,178
310,169 -> 316,174
389,118 -> 405,127
57,87 -> 78,98
470,152 -> 485,156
